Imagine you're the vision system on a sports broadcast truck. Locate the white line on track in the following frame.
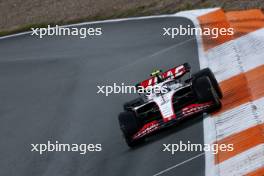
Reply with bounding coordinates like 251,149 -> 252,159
152,152 -> 205,176
0,15 -> 175,40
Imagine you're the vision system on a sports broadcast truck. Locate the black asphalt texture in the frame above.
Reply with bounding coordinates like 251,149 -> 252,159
0,17 -> 204,176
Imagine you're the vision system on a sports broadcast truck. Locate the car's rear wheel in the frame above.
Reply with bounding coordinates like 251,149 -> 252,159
193,68 -> 223,99
118,111 -> 144,147
193,76 -> 221,112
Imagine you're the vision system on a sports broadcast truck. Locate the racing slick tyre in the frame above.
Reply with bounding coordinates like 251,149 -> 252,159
193,76 -> 222,112
193,68 -> 223,99
123,98 -> 144,111
118,111 -> 145,147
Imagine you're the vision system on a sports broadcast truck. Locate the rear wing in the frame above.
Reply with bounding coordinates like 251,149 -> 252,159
136,63 -> 190,89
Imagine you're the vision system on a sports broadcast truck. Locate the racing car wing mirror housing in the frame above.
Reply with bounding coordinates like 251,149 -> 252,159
183,63 -> 191,72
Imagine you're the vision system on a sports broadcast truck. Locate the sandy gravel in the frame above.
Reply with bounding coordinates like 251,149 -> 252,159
0,0 -> 263,34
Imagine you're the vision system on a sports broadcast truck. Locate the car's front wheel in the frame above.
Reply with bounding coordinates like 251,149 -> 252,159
193,68 -> 223,99
192,76 -> 222,112
118,111 -> 144,147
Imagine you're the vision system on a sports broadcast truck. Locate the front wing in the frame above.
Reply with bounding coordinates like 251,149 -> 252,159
132,102 -> 213,140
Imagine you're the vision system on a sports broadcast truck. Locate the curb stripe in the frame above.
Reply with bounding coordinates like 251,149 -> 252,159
218,144 -> 264,176
214,101 -> 259,141
194,8 -> 264,176
246,167 -> 264,176
198,9 -> 264,51
218,73 -> 252,113
226,9 -> 264,38
198,9 -> 233,51
216,65 -> 264,114
215,123 -> 264,164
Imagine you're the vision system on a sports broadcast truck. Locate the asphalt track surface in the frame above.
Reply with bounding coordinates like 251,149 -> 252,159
0,17 -> 203,176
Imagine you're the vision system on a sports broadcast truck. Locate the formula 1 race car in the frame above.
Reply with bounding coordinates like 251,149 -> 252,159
118,63 -> 223,147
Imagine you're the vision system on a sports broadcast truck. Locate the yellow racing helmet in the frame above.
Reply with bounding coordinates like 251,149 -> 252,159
150,69 -> 162,77
150,69 -> 163,83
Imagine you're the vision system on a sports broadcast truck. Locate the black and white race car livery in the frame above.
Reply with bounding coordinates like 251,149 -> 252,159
118,63 -> 223,147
